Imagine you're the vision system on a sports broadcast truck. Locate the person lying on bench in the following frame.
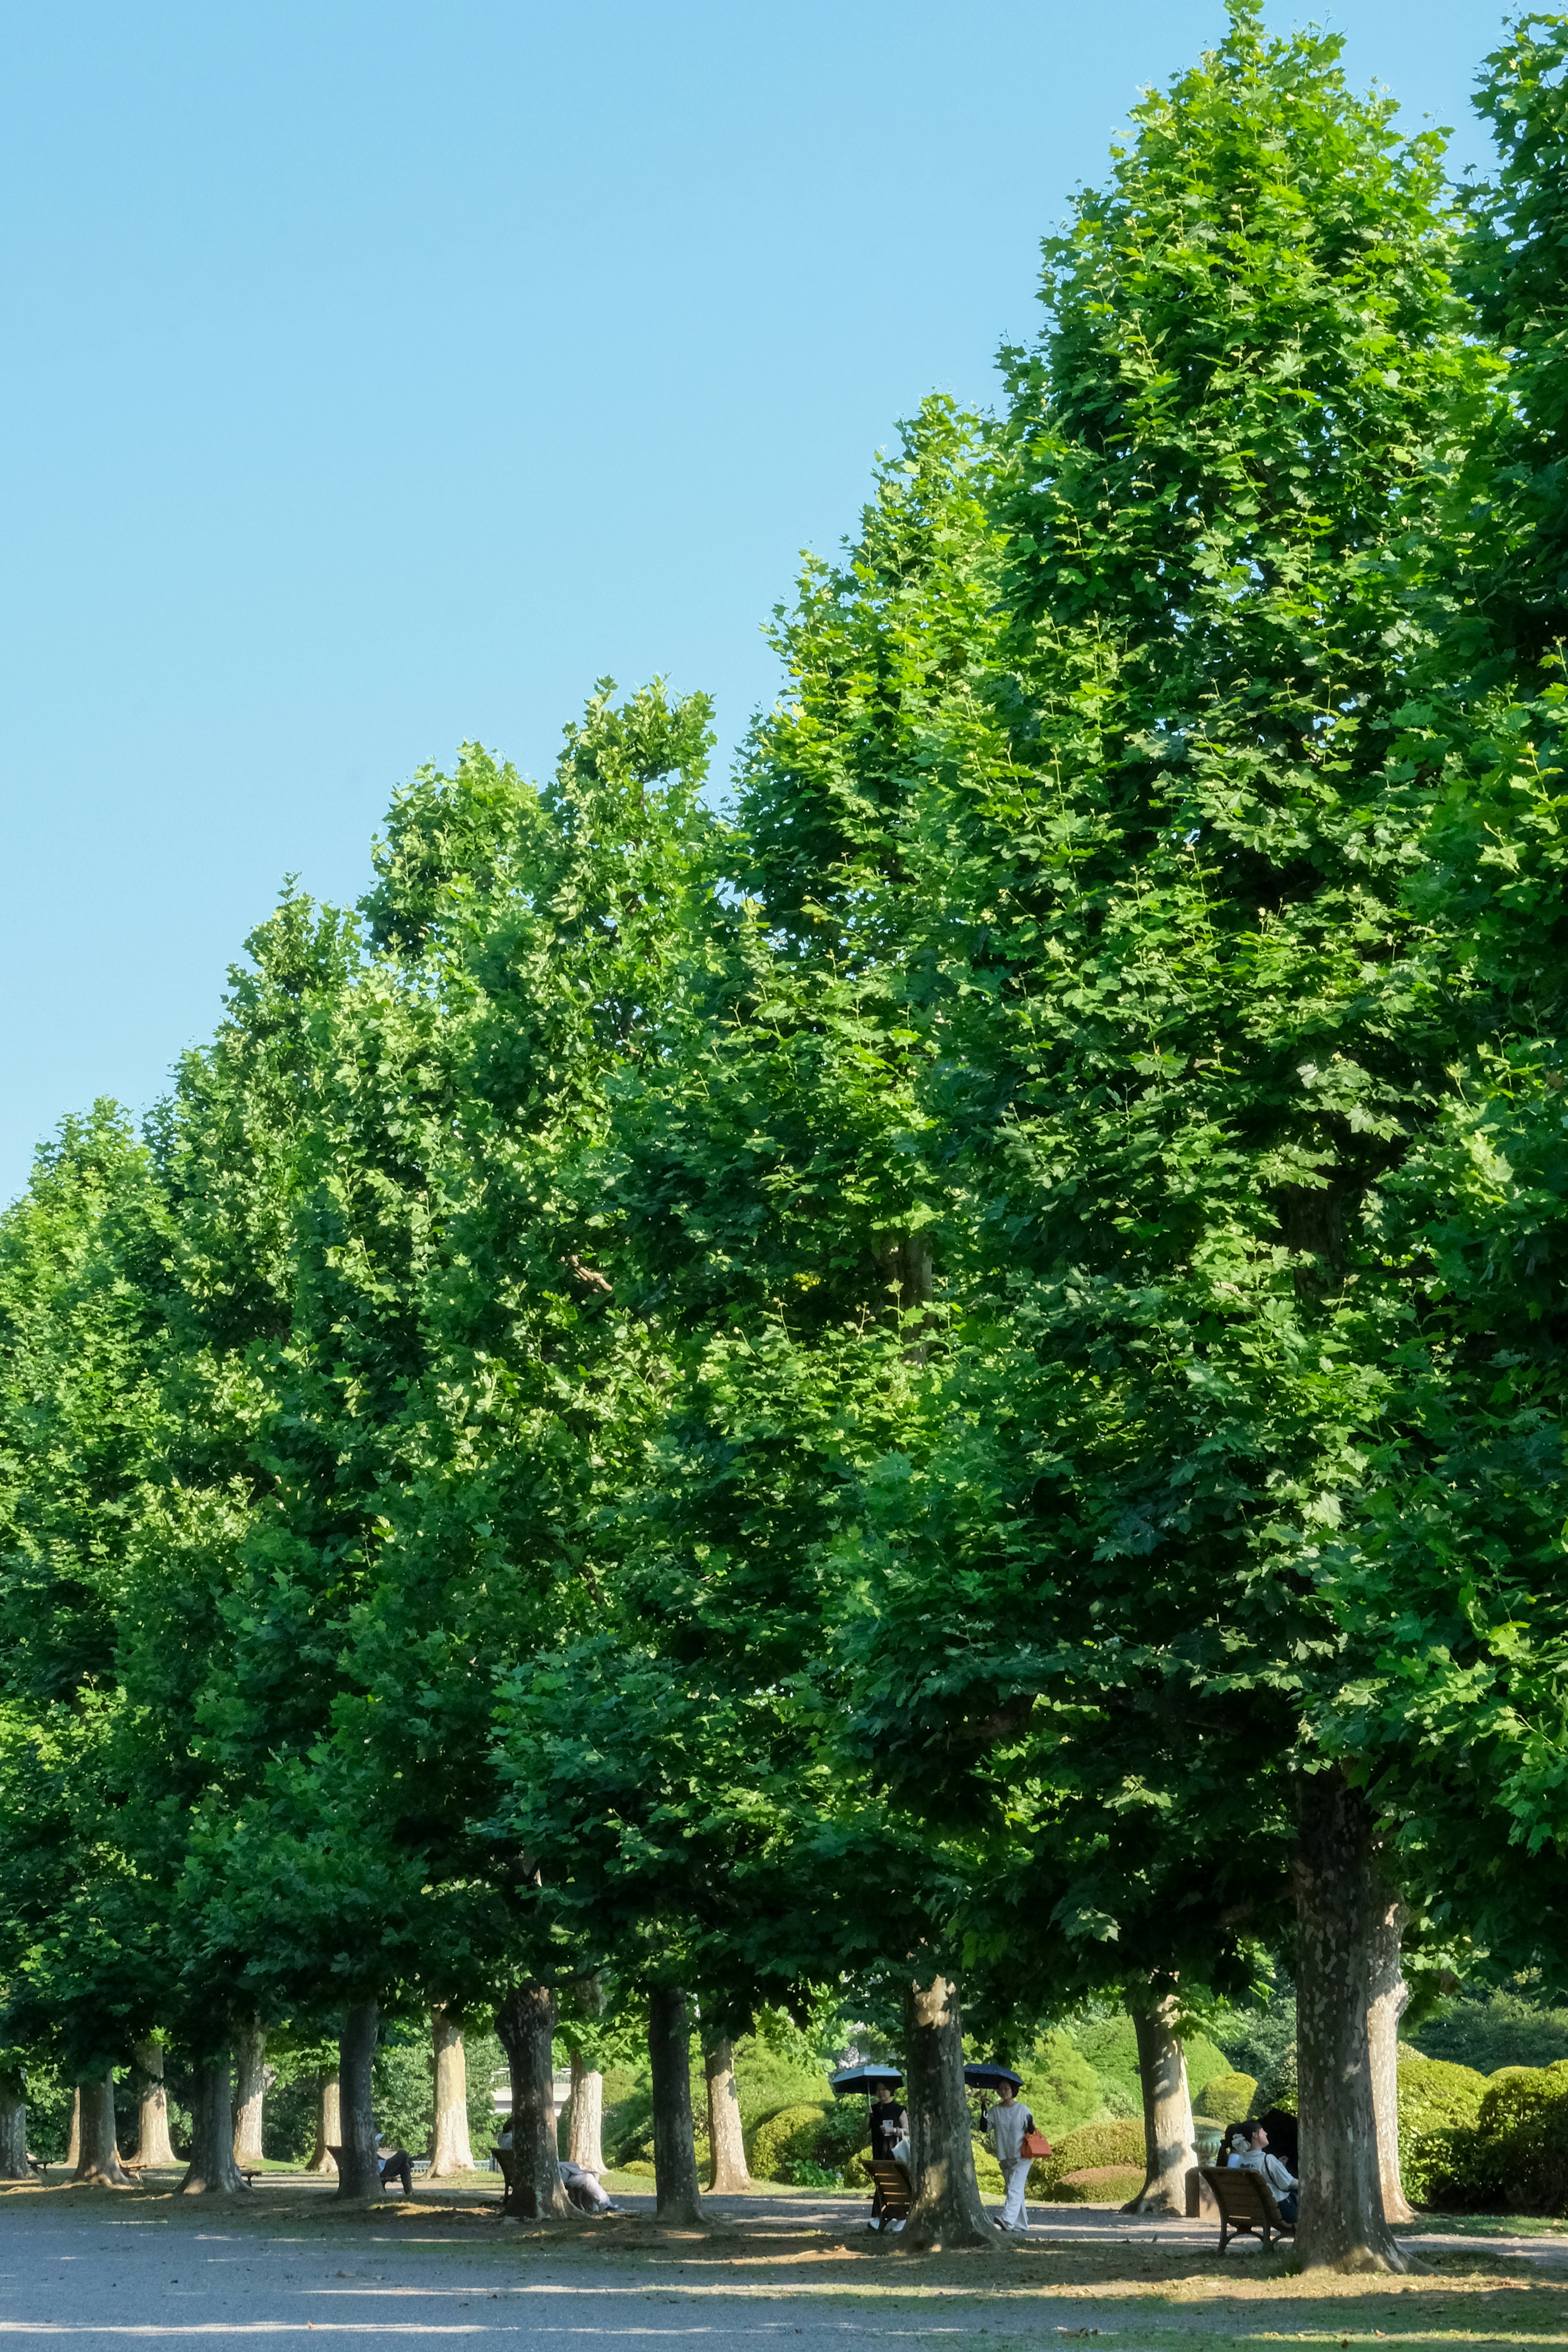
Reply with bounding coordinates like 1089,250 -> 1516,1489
1234,2124 -> 1297,2223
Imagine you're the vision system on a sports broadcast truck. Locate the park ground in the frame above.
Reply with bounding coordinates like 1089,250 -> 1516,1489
4,2180 -> 1568,2351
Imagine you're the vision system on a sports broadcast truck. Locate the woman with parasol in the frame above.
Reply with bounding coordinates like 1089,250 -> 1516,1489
967,2063 -> 1048,2233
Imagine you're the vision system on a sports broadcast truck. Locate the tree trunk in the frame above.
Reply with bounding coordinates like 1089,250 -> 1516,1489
1369,1882 -> 1416,2222
132,2042 -> 177,2167
1292,1768 -> 1411,2272
568,2051 -> 606,2176
307,2074 -> 341,2174
178,2059 -> 245,2194
648,1985 -> 703,2224
901,1963 -> 997,2249
430,2007 -> 475,2176
704,2035 -> 751,2191
74,2073 -> 130,2188
66,2087 -> 81,2171
495,1982 -> 570,2219
335,2001 -> 381,2199
1123,1990 -> 1197,2216
232,2019 -> 268,2166
0,2083 -> 27,2179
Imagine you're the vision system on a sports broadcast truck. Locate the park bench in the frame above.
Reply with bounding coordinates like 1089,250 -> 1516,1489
1199,2165 -> 1295,2254
869,2160 -> 911,2228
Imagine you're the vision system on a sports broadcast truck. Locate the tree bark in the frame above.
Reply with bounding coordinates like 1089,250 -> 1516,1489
307,2073 -> 341,2174
704,2035 -> 752,2191
648,1985 -> 703,2224
430,2007 -> 475,2176
901,1963 -> 998,2249
232,2018 -> 268,2166
1292,1768 -> 1411,2272
495,1982 -> 570,2219
1123,1990 -> 1197,2216
1369,1882 -> 1416,2222
132,2042 -> 177,2167
178,2059 -> 245,2194
74,2073 -> 130,2188
65,2087 -> 80,2171
335,2001 -> 381,2200
568,2050 -> 606,2176
0,2083 -> 27,2179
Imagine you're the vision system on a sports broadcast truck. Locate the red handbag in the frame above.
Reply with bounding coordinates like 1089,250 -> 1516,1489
1020,2129 -> 1051,2159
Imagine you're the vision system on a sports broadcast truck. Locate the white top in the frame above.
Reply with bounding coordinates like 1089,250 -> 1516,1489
984,2102 -> 1035,2166
1237,2148 -> 1296,2194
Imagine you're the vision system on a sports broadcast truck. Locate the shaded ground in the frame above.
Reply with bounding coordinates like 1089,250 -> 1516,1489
4,2175 -> 1568,2350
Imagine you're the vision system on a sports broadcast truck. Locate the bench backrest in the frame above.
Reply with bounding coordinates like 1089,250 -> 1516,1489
1201,2164 -> 1286,2225
871,2159 -> 912,2215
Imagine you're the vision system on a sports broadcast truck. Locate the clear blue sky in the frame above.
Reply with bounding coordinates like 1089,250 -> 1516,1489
0,0 -> 1501,1201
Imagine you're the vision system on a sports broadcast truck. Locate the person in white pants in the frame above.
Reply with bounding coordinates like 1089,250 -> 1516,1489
982,2083 -> 1037,2231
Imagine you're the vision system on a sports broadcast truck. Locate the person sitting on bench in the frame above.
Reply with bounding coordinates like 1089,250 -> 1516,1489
375,2134 -> 413,2195
1235,2123 -> 1297,2223
559,2156 -> 615,2212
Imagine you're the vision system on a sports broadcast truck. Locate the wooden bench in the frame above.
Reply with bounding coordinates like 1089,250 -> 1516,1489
1200,2164 -> 1295,2254
869,2160 -> 912,2228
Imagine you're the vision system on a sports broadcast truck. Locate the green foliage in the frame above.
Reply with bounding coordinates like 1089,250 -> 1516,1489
748,2103 -> 829,2183
1409,2061 -> 1568,2213
1039,2118 -> 1145,2196
1018,2031 -> 1109,2139
1415,1983 -> 1568,2075
1192,2070 -> 1257,2123
971,2136 -> 1006,2196
1212,1998 -> 1298,2090
1056,2167 -> 1148,2207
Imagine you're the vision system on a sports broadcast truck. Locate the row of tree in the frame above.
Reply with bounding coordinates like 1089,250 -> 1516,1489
4,0 -> 1568,2270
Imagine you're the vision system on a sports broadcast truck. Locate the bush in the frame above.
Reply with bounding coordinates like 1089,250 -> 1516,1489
1252,2043 -> 1298,2118
1039,2118 -> 1144,2195
1016,2032 -> 1108,2140
1397,2058 -> 1486,2135
972,2136 -> 1005,2195
784,2158 -> 840,2188
816,2100 -> 869,2165
1192,2070 -> 1256,2121
841,2150 -> 872,2190
1056,2165 -> 1146,2205
749,2103 -> 829,2183
1404,2060 -> 1568,2213
620,2159 -> 655,2180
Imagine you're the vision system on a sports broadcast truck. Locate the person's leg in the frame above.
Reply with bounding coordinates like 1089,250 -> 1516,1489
1001,2159 -> 1031,2229
1276,2191 -> 1298,2225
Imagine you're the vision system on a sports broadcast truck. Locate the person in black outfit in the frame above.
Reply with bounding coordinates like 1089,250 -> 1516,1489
375,2135 -> 413,2195
869,2093 -> 906,2163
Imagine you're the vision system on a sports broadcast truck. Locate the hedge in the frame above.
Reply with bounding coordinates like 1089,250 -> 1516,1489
1039,2118 -> 1144,2195
749,2104 -> 829,2183
1192,2070 -> 1256,2122
1056,2165 -> 1147,2205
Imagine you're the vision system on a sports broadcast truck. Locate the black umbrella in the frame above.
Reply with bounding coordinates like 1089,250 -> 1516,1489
963,2063 -> 1023,2091
829,2064 -> 904,2098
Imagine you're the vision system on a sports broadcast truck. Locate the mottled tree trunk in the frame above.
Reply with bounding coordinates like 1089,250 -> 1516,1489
901,1964 -> 997,2249
132,2042 -> 176,2167
1293,1769 -> 1411,2272
232,2019 -> 268,2166
648,1985 -> 703,2224
568,2051 -> 606,2176
307,2074 -> 341,2174
0,2083 -> 27,2179
429,2007 -> 474,2176
65,2088 -> 80,2171
704,2036 -> 751,2191
1369,1882 -> 1415,2222
74,2073 -> 130,2188
1123,1990 -> 1197,2216
495,1982 -> 569,2219
335,2001 -> 381,2200
178,2059 -> 245,2194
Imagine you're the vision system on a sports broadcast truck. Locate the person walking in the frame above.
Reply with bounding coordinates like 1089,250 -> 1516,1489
982,2082 -> 1038,2232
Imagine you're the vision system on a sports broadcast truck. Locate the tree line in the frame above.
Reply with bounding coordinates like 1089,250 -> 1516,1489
4,0 -> 1568,2270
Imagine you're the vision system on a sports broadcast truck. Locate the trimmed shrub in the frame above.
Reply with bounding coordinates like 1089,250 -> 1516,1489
1039,2118 -> 1144,2195
749,2103 -> 829,2183
1397,2058 -> 1486,2135
621,2160 -> 655,2180
1056,2165 -> 1147,2205
841,2150 -> 872,2191
972,2136 -> 1006,2195
1405,2060 -> 1568,2213
1192,2070 -> 1256,2122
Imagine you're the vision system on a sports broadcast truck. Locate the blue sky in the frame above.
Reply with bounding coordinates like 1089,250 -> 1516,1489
0,0 -> 1501,1199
